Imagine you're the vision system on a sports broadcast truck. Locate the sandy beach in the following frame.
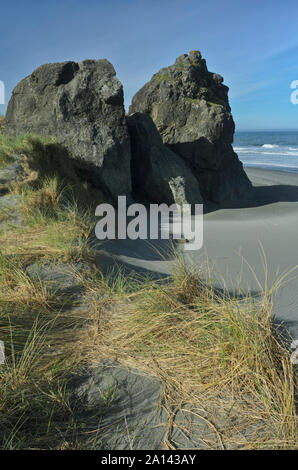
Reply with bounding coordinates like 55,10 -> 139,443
195,167 -> 298,342
96,167 -> 298,343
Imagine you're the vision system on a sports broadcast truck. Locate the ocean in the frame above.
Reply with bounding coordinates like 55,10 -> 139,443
233,131 -> 298,174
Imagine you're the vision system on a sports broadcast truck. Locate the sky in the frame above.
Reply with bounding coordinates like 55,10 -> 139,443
1,0 -> 298,130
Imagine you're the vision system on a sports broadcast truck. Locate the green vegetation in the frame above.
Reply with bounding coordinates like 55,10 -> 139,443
155,73 -> 177,84
0,249 -> 109,449
188,50 -> 202,67
0,115 -> 4,134
207,101 -> 221,108
0,133 -> 297,449
98,256 -> 297,449
206,97 -> 226,108
0,133 -> 106,449
184,90 -> 224,108
0,133 -> 104,262
185,97 -> 201,106
189,50 -> 201,56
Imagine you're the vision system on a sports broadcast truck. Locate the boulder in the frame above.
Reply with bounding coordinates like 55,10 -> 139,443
129,51 -> 252,203
0,194 -> 24,230
69,360 -> 210,450
127,112 -> 203,205
4,60 -> 131,201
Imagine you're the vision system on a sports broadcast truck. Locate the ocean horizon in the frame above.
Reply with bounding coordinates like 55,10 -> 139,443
234,130 -> 298,174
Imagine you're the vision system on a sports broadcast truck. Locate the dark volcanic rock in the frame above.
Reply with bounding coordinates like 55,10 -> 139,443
4,60 -> 131,200
25,261 -> 93,298
129,51 -> 252,203
69,361 -> 210,450
127,112 -> 203,205
0,193 -> 24,229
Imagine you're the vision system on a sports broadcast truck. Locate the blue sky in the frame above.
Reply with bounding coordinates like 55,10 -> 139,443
1,0 -> 298,130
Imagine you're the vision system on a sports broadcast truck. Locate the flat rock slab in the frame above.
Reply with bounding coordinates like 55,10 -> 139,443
0,193 -> 24,230
25,261 -> 93,299
69,361 -> 212,450
0,165 -> 16,187
0,158 -> 25,188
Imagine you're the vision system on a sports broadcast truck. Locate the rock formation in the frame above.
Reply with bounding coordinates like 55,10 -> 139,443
4,60 -> 131,201
69,360 -> 211,449
4,53 -> 251,206
129,51 -> 252,203
127,112 -> 203,205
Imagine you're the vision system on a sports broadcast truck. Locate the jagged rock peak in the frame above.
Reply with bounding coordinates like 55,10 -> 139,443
129,51 -> 252,203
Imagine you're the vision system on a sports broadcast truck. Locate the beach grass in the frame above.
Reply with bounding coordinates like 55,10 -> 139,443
0,115 -> 4,134
0,133 -> 297,449
0,132 -> 103,262
1,250 -> 296,449
91,255 -> 297,449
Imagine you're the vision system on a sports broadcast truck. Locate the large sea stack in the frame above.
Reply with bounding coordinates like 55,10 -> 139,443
4,60 -> 132,200
129,51 -> 252,203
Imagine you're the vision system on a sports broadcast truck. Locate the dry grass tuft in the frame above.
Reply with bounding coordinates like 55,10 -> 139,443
0,116 -> 4,134
88,260 -> 297,449
0,255 -> 112,449
0,133 -> 106,449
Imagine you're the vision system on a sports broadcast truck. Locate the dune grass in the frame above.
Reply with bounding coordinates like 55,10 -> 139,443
0,132 -> 107,448
0,253 -> 108,449
1,252 -> 297,449
0,133 -> 104,262
0,132 -> 297,449
52,248 -> 297,449
0,115 -> 4,134
86,255 -> 298,449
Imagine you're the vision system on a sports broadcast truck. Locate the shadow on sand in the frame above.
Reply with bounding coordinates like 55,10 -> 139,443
204,183 -> 298,214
